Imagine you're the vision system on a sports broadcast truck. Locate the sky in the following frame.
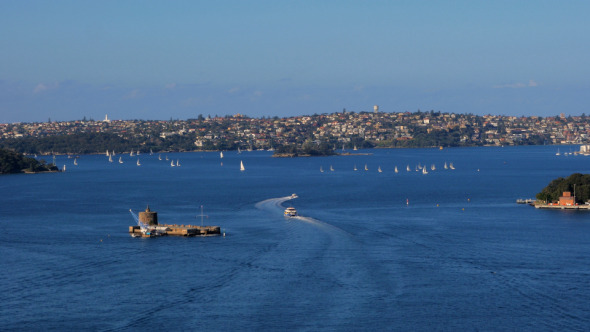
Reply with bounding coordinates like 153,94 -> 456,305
1,1 -> 589,123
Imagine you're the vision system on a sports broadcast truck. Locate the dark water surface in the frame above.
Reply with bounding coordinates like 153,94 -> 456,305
2,146 -> 590,330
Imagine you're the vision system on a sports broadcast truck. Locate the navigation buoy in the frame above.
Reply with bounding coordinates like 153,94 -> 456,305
406,198 -> 409,206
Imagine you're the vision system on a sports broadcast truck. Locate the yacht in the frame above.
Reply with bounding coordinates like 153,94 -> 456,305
284,207 -> 297,217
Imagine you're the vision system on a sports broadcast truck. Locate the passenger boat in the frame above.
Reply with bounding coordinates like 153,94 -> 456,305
284,207 -> 297,217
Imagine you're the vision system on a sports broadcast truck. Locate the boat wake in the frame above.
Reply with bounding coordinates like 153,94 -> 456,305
255,196 -> 352,237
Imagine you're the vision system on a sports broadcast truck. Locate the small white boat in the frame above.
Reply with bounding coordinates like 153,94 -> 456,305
137,159 -> 141,166
106,150 -> 109,157
449,163 -> 455,170
176,159 -> 180,167
330,165 -> 334,171
73,158 -> 78,166
170,160 -> 175,167
119,157 -> 123,164
378,166 -> 382,173
353,145 -> 358,151
394,166 -> 398,173
556,148 -> 561,156
407,165 -> 411,172
365,164 -> 368,171
158,154 -> 162,160
422,166 -> 428,174
431,164 -> 436,171
220,151 -> 224,159
284,207 -> 297,217
108,154 -> 113,163
320,166 -> 324,172
137,150 -> 140,156
354,165 -> 358,171
130,151 -> 134,157
62,164 -> 66,172
444,162 -> 448,169
240,160 -> 245,171
165,155 -> 169,161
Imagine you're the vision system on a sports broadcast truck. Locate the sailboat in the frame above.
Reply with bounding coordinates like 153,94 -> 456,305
238,147 -> 241,154
150,149 -> 153,155
220,151 -> 224,159
444,162 -> 448,169
108,154 -> 113,163
407,165 -> 411,172
106,150 -> 109,157
378,166 -> 382,173
431,164 -> 436,171
112,150 -> 115,157
165,155 -> 169,161
176,159 -> 180,167
354,165 -> 358,171
394,166 -> 398,173
556,148 -> 561,156
170,160 -> 175,167
330,165 -> 334,171
137,150 -> 140,156
364,164 -> 368,171
130,151 -> 134,157
353,145 -> 358,151
158,154 -> 162,161
73,158 -> 78,166
119,157 -> 123,164
136,159 -> 141,166
62,164 -> 66,172
240,160 -> 245,171
320,166 -> 324,173
422,167 -> 428,174
449,162 -> 455,170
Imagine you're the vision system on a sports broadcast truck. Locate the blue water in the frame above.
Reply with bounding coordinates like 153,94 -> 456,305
2,146 -> 590,330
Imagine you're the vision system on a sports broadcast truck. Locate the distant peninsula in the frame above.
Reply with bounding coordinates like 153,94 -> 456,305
272,142 -> 336,157
0,148 -> 59,174
536,173 -> 590,205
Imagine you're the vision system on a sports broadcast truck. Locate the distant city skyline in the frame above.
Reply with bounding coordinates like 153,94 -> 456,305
1,1 -> 589,123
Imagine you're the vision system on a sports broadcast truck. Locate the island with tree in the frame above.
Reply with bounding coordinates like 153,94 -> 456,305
0,148 -> 59,174
534,173 -> 590,209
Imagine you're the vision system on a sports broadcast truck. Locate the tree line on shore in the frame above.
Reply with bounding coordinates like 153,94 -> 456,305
536,173 -> 590,204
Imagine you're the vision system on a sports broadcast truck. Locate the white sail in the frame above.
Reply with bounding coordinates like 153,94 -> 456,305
444,162 -> 448,169
136,159 -> 141,166
330,165 -> 334,171
407,165 -> 411,172
378,166 -> 382,173
353,145 -> 357,151
119,157 -> 123,164
449,163 -> 455,170
431,164 -> 436,171
62,164 -> 66,172
240,160 -> 245,171
171,160 -> 175,167
106,150 -> 109,157
130,151 -> 134,157
165,155 -> 169,160
354,165 -> 358,171
176,159 -> 180,167
73,159 -> 78,166
320,166 -> 324,172
364,164 -> 368,171
394,166 -> 398,173
556,148 -> 560,156
108,155 -> 113,162
158,154 -> 162,160
422,167 -> 428,174
112,150 -> 115,157
220,151 -> 224,159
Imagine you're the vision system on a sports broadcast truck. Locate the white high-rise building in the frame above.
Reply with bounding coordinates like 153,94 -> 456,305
104,114 -> 111,122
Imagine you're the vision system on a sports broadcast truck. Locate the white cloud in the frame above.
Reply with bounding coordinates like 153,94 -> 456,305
124,89 -> 143,99
493,80 -> 539,89
33,82 -> 59,93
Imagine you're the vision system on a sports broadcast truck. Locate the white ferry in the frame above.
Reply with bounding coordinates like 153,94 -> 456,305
284,207 -> 297,217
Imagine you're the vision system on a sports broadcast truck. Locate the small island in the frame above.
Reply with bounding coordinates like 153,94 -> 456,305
534,173 -> 590,209
0,148 -> 59,174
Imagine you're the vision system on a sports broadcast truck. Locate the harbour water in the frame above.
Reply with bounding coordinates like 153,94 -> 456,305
2,145 -> 590,330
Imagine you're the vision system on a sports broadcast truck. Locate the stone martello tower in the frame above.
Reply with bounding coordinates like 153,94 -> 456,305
139,205 -> 158,226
